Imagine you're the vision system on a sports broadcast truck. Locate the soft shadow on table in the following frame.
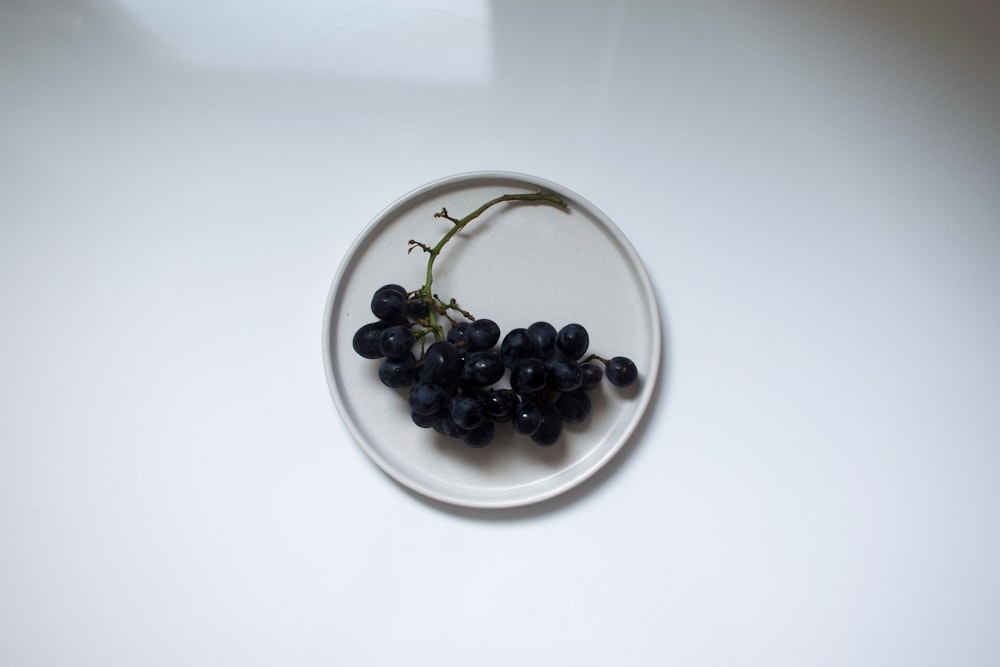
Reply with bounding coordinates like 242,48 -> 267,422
401,286 -> 672,522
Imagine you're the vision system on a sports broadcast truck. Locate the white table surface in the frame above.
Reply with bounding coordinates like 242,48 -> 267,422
2,2 -> 999,665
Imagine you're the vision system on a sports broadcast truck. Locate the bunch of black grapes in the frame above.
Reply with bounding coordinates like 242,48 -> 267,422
353,283 -> 638,448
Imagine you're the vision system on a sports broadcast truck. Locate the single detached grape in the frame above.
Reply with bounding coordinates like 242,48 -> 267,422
556,323 -> 589,360
465,319 -> 501,352
605,356 -> 638,387
528,321 -> 557,360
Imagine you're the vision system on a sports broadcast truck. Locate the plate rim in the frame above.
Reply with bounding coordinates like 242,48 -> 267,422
322,170 -> 661,508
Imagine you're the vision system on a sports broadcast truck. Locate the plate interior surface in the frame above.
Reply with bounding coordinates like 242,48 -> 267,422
324,172 -> 660,507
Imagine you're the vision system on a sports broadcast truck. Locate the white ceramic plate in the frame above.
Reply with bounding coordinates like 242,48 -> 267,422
323,171 -> 660,508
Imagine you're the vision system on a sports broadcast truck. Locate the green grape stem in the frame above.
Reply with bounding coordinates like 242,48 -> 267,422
417,191 -> 568,340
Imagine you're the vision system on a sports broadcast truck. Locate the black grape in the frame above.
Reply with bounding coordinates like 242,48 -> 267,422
606,356 -> 638,387
464,421 -> 495,448
371,288 -> 408,322
447,321 -> 468,345
528,321 -> 557,360
579,362 -> 603,391
353,321 -> 389,359
377,284 -> 407,297
512,400 -> 542,436
510,358 -> 546,395
555,390 -> 591,424
411,410 -> 442,429
406,297 -> 430,320
378,325 -> 413,359
530,404 -> 563,446
483,389 -> 517,421
419,341 -> 462,385
449,393 -> 485,431
409,383 -> 447,415
545,357 -> 583,392
500,328 -> 537,369
466,319 -> 501,352
434,413 -> 470,439
378,355 -> 416,388
461,351 -> 505,387
556,323 -> 589,360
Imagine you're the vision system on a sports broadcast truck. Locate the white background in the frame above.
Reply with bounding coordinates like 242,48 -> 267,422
2,1 -> 999,665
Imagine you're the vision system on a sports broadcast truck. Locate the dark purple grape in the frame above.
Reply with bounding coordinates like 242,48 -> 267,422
464,421 -> 494,448
500,328 -> 537,369
449,393 -> 485,431
411,410 -> 442,428
406,297 -> 430,320
419,341 -> 462,385
377,283 -> 406,296
530,404 -> 563,446
528,321 -> 557,360
371,288 -> 408,321
461,351 -> 505,387
579,362 -> 603,391
378,355 -> 416,388
510,358 -> 546,394
555,390 -> 591,424
546,357 -> 583,392
466,319 -> 500,352
556,323 -> 589,360
409,382 -> 448,415
447,321 -> 469,345
512,400 -> 542,436
606,356 -> 638,387
352,321 -> 389,359
434,413 -> 470,439
378,324 -> 413,359
484,389 -> 517,421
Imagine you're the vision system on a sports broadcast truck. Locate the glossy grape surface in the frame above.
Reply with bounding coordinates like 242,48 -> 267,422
378,325 -> 413,359
510,358 -> 546,394
500,328 -> 537,369
606,356 -> 638,387
353,282 -> 639,447
466,319 -> 500,352
528,321 -> 557,360
556,323 -> 589,360
530,404 -> 563,446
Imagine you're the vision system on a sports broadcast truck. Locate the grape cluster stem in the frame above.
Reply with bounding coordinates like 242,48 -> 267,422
408,191 -> 568,341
